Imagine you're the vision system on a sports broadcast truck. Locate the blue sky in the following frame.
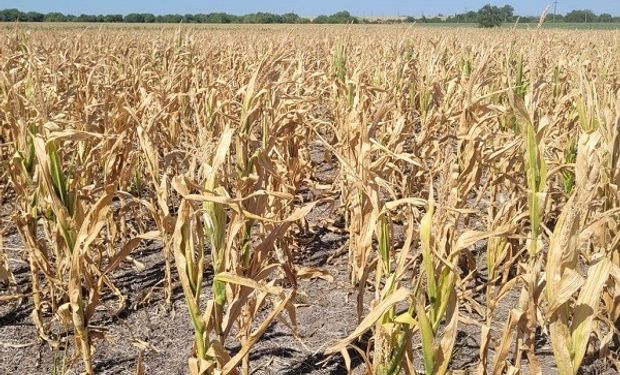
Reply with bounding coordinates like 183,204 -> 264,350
2,1 -> 619,17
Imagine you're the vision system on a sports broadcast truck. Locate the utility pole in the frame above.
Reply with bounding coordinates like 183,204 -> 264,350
552,0 -> 559,21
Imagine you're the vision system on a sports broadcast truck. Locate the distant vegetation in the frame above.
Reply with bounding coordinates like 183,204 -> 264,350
0,9 -> 354,24
407,5 -> 620,27
0,6 -> 619,26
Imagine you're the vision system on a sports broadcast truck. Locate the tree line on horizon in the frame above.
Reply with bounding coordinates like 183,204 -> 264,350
0,6 -> 618,25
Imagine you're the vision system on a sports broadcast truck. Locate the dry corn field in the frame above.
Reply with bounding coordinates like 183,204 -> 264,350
0,24 -> 619,375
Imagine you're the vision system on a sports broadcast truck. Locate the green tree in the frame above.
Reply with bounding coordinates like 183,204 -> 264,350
281,12 -> 300,23
242,12 -> 283,23
159,14 -> 184,23
478,4 -> 503,28
313,11 -> 358,24
500,5 -> 514,22
25,11 -> 44,22
312,15 -> 330,24
0,9 -> 23,22
124,13 -> 145,23
143,13 -> 156,23
103,14 -> 123,23
44,12 -> 67,22
77,14 -> 99,22
203,13 -> 236,23
564,9 -> 597,23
